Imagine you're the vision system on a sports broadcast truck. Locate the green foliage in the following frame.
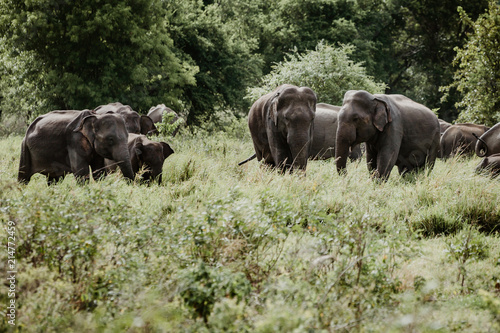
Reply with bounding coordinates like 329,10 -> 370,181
479,289 -> 500,330
445,227 -> 489,291
164,0 -> 263,125
1,117 -> 500,331
156,111 -> 185,137
391,0 -> 489,120
178,262 -> 251,322
246,42 -> 386,105
0,0 -> 197,119
446,2 -> 500,125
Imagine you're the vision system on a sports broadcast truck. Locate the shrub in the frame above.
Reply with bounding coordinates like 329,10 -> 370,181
246,41 -> 386,105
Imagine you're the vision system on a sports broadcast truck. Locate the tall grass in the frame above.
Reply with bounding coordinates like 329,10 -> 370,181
0,119 -> 499,332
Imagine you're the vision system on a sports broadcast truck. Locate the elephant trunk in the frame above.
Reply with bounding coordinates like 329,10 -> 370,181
113,148 -> 135,180
473,133 -> 488,157
288,131 -> 311,172
335,124 -> 356,175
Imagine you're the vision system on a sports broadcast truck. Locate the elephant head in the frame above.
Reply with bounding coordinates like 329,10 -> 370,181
264,85 -> 316,171
78,113 -> 135,180
336,90 -> 391,174
129,133 -> 174,183
95,102 -> 158,135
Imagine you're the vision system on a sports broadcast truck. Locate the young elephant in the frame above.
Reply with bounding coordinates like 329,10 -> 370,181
246,84 -> 317,172
18,110 -> 134,184
309,103 -> 362,161
336,90 -> 440,180
106,133 -> 174,183
475,154 -> 500,178
95,102 -> 157,135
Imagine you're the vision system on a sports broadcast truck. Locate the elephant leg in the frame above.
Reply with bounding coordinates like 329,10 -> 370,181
91,158 -> 108,180
375,145 -> 400,180
365,144 -> 377,174
18,144 -> 33,184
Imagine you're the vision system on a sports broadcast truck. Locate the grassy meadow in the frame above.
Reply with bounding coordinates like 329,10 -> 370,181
1,118 -> 500,332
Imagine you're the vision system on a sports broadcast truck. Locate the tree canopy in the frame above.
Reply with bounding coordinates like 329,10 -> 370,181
445,2 -> 500,125
0,0 -> 495,126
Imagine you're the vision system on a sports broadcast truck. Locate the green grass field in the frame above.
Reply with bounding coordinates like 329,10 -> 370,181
1,120 -> 499,332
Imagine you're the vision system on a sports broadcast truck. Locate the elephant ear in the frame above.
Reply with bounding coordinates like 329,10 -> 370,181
161,142 -> 174,159
140,115 -> 157,135
75,115 -> 97,145
373,97 -> 392,132
134,141 -> 144,158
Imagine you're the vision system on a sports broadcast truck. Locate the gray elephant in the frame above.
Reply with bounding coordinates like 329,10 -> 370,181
438,119 -> 452,135
147,104 -> 181,136
336,90 -> 440,180
18,110 -> 134,184
475,154 -> 500,178
439,123 -> 490,159
474,122 -> 500,157
95,102 -> 157,135
243,84 -> 316,172
310,103 -> 362,161
105,133 -> 174,183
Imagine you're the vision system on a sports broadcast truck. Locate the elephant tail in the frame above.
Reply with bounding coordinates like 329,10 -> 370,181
238,154 -> 257,166
473,133 -> 488,157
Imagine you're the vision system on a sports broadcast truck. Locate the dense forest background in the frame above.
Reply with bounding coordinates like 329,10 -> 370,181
1,0 -> 499,126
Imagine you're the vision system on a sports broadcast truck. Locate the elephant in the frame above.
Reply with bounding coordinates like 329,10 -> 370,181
439,123 -> 490,159
243,84 -> 317,172
105,133 -> 174,183
94,102 -> 157,135
147,104 -> 181,136
335,90 -> 440,180
438,119 -> 452,135
474,122 -> 500,157
18,110 -> 134,184
309,103 -> 362,161
475,154 -> 500,178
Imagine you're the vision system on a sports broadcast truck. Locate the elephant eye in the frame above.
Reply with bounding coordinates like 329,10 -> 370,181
107,136 -> 115,145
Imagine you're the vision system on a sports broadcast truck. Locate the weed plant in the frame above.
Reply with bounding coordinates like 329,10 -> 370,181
0,117 -> 499,332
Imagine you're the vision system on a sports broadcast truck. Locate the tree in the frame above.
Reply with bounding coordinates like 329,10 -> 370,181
0,0 -> 197,120
246,42 -> 386,105
446,2 -> 500,125
389,0 -> 489,121
164,0 -> 263,125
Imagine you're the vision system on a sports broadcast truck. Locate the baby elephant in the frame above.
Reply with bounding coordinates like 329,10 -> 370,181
106,133 -> 174,183
475,154 -> 500,178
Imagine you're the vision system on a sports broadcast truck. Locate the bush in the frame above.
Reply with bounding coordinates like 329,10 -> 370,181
246,41 -> 386,105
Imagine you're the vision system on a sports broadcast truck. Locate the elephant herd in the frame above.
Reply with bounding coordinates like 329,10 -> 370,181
17,85 -> 500,185
240,84 -> 500,179
18,102 -> 179,184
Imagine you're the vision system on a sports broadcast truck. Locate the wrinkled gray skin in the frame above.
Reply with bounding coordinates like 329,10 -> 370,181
475,122 -> 500,157
106,133 -> 174,183
475,153 -> 500,178
336,90 -> 440,180
248,84 -> 316,172
18,110 -> 134,184
438,119 -> 452,135
95,102 -> 157,135
439,123 -> 490,159
310,103 -> 362,161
